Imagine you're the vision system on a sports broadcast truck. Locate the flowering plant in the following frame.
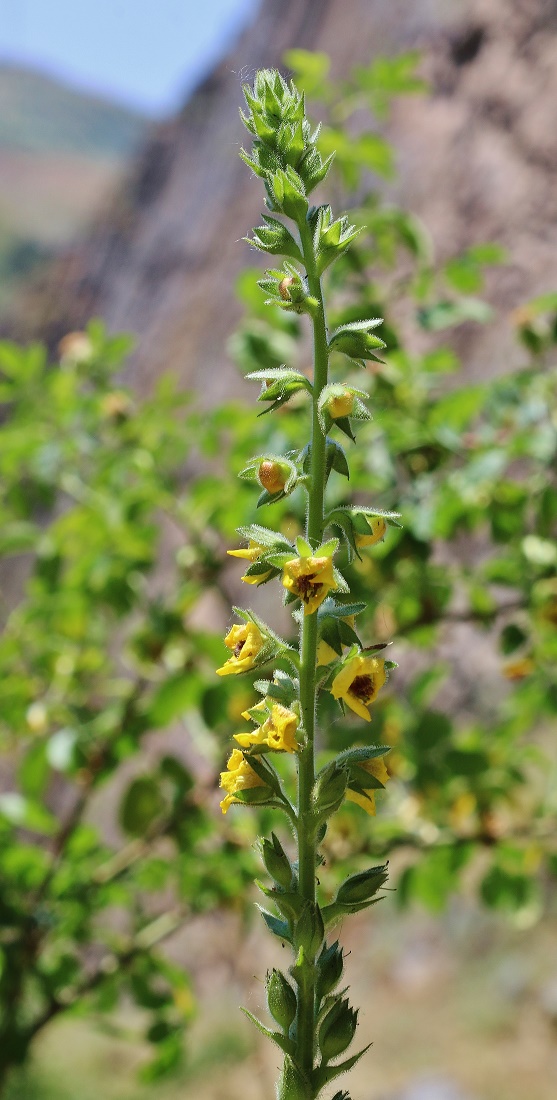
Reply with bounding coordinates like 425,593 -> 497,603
216,69 -> 401,1099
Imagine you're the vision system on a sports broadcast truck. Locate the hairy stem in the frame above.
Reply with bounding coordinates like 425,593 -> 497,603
295,215 -> 330,1085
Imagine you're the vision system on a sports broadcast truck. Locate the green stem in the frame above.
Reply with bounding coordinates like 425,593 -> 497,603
295,215 -> 330,1088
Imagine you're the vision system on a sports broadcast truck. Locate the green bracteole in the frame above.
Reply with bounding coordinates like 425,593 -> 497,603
217,69 -> 398,1100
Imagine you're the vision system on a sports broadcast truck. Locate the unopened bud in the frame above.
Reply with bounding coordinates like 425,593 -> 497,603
26,702 -> 48,734
279,276 -> 295,300
100,391 -> 132,420
313,762 -> 348,818
318,997 -> 358,1060
258,460 -> 288,495
293,901 -> 324,957
327,389 -> 354,419
316,940 -> 344,1000
277,1054 -> 309,1100
266,969 -> 297,1031
58,331 -> 93,364
336,864 -> 389,906
260,833 -> 293,889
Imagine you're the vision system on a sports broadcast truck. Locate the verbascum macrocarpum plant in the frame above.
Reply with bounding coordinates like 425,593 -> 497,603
217,70 -> 401,1100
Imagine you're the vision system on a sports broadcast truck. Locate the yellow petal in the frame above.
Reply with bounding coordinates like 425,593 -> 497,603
346,788 -> 376,815
355,517 -> 387,547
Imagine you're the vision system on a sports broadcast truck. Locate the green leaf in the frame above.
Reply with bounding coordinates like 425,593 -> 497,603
119,777 -> 166,836
241,1008 -> 296,1056
147,673 -> 200,726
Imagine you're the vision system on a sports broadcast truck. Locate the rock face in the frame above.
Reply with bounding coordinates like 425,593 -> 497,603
13,0 -> 557,396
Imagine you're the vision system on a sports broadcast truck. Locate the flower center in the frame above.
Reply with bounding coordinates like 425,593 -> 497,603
296,573 -> 321,603
350,674 -> 374,702
234,640 -> 246,658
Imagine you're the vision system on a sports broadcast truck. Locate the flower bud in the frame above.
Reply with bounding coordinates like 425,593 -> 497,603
279,276 -> 295,301
260,833 -> 293,889
316,940 -> 344,1001
26,702 -> 48,735
313,761 -> 348,818
277,1054 -> 309,1100
327,389 -> 355,419
336,864 -> 389,906
258,460 -> 289,495
293,901 -> 324,957
58,331 -> 93,364
266,968 -> 297,1031
318,997 -> 358,1061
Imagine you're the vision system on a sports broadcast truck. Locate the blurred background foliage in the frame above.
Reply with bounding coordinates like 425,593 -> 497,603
0,47 -> 556,1099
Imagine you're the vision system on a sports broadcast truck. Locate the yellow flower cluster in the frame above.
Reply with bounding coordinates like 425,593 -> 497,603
218,697 -> 300,813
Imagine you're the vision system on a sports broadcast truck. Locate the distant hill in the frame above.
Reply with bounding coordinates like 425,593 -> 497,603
0,64 -> 149,306
0,63 -> 147,157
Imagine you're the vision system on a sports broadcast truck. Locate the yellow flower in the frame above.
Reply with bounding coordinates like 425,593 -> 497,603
282,556 -> 337,615
216,622 -> 264,676
219,748 -> 266,813
235,702 -> 299,753
327,390 -> 354,419
227,541 -> 272,586
355,517 -> 387,548
346,756 -> 390,815
331,654 -> 387,721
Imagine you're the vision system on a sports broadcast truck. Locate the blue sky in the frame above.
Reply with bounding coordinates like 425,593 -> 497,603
0,0 -> 260,116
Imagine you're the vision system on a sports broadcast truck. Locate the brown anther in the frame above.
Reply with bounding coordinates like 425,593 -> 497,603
234,640 -> 246,658
350,675 -> 374,702
296,573 -> 321,603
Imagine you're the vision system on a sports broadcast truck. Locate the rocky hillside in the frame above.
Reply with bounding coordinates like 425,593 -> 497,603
8,0 -> 557,396
0,65 -> 148,306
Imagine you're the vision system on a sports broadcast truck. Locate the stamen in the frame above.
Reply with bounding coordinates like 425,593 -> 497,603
350,674 -> 374,702
234,640 -> 246,658
296,573 -> 321,603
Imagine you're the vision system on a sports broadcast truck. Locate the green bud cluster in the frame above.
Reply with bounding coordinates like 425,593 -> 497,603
240,69 -> 334,211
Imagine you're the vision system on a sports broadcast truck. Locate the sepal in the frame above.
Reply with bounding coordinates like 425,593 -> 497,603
258,907 -> 292,943
312,1045 -> 371,1094
318,997 -> 358,1061
247,215 -> 304,262
260,832 -> 294,889
328,319 -> 386,363
312,760 -> 348,818
238,453 -> 299,504
314,204 -> 362,275
316,940 -> 344,1002
293,901 -> 325,957
245,366 -> 312,415
317,384 -> 371,436
270,166 -> 309,219
259,263 -> 319,316
336,864 -> 389,905
277,1055 -> 311,1100
266,969 -> 297,1031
